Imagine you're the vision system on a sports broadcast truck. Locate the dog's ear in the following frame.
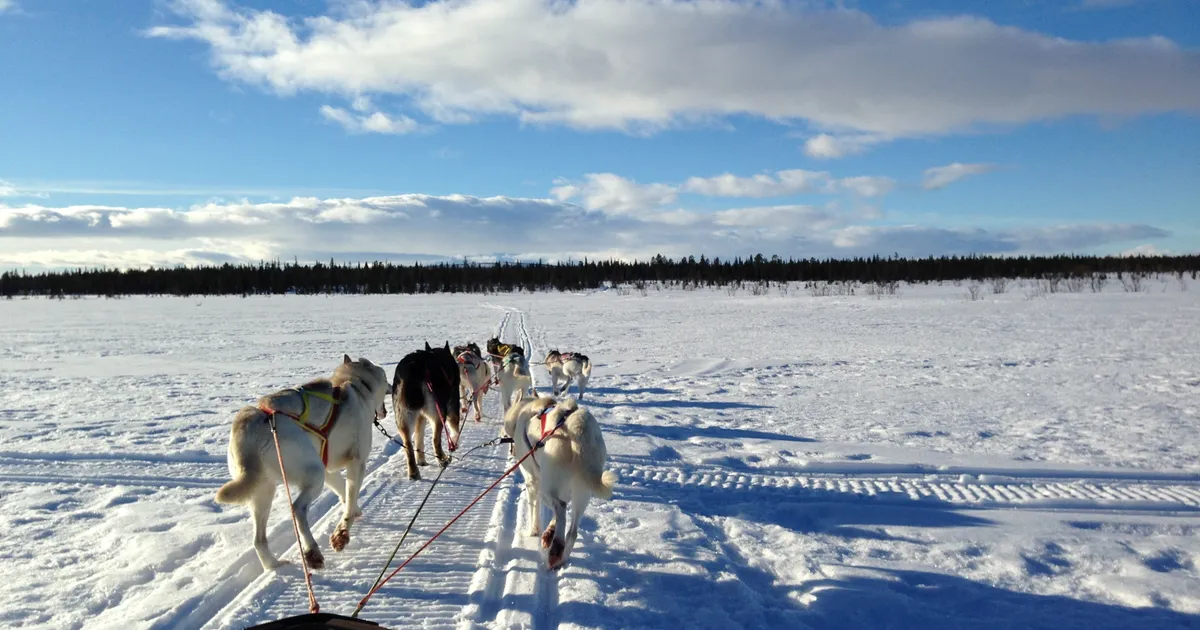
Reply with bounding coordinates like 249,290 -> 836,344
344,354 -> 352,364
444,340 -> 450,350
425,341 -> 432,351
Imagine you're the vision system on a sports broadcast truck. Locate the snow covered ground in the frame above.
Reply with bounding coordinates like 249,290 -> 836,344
2,279 -> 1199,629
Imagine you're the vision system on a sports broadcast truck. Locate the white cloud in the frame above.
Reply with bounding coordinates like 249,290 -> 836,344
0,180 -> 49,199
0,1 -> 15,15
0,194 -> 1171,270
146,0 -> 1200,154
681,170 -> 831,198
556,167 -> 898,213
832,223 -> 1169,255
835,176 -> 896,198
319,98 -> 422,135
922,163 -> 1000,190
550,174 -> 677,214
1120,243 -> 1173,257
803,134 -> 890,159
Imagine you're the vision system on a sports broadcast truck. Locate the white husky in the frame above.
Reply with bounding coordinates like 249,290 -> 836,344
496,350 -> 534,415
543,350 -> 593,399
214,355 -> 390,572
504,392 -> 617,570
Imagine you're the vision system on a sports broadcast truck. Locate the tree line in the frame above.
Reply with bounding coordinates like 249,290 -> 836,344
2,253 -> 1198,297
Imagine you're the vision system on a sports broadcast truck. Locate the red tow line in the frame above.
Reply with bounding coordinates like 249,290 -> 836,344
352,407 -> 565,618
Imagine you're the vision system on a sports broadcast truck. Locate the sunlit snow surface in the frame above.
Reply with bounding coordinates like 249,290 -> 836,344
2,281 -> 1198,629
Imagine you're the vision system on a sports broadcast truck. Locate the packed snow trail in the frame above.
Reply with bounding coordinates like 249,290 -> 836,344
201,443 -> 512,629
195,305 -> 531,629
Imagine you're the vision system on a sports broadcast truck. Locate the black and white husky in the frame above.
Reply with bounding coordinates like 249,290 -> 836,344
215,355 -> 391,572
392,342 -> 463,480
505,391 -> 617,570
544,350 -> 592,399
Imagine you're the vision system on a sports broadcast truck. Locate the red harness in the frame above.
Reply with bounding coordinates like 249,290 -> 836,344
259,386 -> 343,467
523,404 -> 563,469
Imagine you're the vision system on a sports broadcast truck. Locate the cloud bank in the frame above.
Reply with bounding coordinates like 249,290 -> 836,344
0,192 -> 1169,270
146,0 -> 1200,154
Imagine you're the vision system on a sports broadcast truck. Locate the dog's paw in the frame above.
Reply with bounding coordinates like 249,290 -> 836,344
262,558 -> 288,571
407,468 -> 421,481
541,525 -> 557,549
330,527 -> 350,552
304,547 -> 325,570
547,539 -> 566,570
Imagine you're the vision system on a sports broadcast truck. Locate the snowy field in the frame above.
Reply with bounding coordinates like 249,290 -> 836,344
2,280 -> 1199,629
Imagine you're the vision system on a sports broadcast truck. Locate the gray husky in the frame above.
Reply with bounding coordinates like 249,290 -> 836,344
215,355 -> 391,572
544,349 -> 593,399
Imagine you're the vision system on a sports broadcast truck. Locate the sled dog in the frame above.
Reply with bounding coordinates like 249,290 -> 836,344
453,342 -> 493,423
496,346 -> 534,415
215,355 -> 391,572
504,392 -> 618,570
486,336 -> 525,369
544,350 -> 593,399
393,341 -> 463,480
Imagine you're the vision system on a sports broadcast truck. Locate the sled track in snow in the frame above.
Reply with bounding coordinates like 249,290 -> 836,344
0,454 -> 227,490
465,304 -> 560,629
160,308 -> 525,629
202,443 -> 514,629
612,461 -> 1200,514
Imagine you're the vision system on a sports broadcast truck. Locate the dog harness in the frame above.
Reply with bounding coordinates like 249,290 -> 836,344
523,403 -> 566,470
259,386 -> 343,467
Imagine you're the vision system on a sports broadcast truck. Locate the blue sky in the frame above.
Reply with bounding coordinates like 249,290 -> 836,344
1,0 -> 1197,270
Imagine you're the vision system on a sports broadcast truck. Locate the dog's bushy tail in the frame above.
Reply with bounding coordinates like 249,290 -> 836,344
559,399 -> 618,500
215,408 -> 264,504
581,356 -> 592,379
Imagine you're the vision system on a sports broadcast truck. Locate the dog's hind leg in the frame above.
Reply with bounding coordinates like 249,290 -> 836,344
544,496 -> 569,569
563,489 -> 592,566
525,484 -> 542,536
330,457 -> 366,552
251,485 -> 284,571
430,411 -> 450,467
292,464 -> 327,570
473,385 -> 485,422
398,410 -> 421,480
414,413 -> 429,467
576,372 -> 588,400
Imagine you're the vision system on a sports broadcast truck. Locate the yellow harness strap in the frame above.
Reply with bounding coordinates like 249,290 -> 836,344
261,386 -> 343,467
